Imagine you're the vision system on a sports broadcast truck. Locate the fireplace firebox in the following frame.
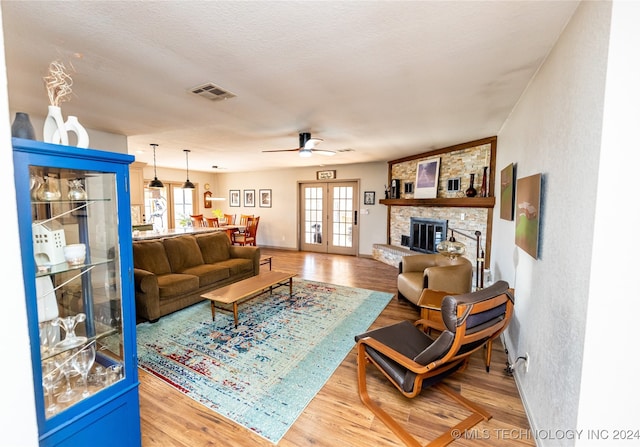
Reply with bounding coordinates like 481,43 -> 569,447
409,218 -> 447,254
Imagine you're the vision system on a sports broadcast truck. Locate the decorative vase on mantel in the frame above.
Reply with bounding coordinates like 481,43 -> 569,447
43,105 -> 69,145
465,173 -> 477,197
11,112 -> 36,140
480,166 -> 488,197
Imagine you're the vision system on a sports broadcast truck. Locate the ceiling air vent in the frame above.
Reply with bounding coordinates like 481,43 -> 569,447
189,83 -> 236,102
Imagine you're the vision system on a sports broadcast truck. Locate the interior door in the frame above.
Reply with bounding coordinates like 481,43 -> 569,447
300,181 -> 358,255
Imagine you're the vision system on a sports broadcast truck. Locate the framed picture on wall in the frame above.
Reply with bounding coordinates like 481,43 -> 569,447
229,190 -> 240,207
364,191 -> 375,205
259,189 -> 272,207
414,158 -> 440,198
316,170 -> 336,180
500,163 -> 515,220
515,173 -> 542,259
244,189 -> 255,207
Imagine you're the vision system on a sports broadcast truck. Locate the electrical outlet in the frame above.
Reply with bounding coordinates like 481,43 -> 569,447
525,352 -> 530,373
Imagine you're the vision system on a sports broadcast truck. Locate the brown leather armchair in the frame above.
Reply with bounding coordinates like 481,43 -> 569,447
397,254 -> 472,330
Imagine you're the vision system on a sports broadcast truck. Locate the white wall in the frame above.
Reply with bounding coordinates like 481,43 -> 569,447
494,2 -> 640,444
142,160 -> 389,255
216,161 -> 389,255
576,2 -> 640,444
1,4 -> 39,445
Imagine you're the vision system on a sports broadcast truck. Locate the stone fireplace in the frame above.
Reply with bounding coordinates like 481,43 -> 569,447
407,217 -> 447,254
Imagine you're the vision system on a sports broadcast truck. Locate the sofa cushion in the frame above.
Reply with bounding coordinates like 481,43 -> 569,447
133,240 -> 172,275
196,232 -> 231,263
156,273 -> 200,300
181,264 -> 230,287
216,258 -> 254,276
163,235 -> 205,273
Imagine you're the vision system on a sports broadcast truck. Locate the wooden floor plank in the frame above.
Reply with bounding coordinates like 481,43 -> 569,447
139,249 -> 533,446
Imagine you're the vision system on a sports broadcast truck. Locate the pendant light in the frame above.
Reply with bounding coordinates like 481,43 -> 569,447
148,143 -> 164,189
182,149 -> 195,189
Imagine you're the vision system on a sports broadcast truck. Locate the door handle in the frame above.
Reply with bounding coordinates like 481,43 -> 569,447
354,210 -> 357,225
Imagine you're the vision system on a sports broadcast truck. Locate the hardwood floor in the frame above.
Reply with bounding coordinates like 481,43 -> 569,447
138,249 -> 533,447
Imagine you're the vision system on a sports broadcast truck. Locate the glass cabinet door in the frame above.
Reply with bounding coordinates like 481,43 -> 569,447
30,164 -> 125,419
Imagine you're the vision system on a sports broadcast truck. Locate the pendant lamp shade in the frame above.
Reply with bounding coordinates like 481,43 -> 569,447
182,149 -> 195,189
148,143 -> 164,189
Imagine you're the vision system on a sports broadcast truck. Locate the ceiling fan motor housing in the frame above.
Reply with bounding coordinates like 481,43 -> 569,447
299,132 -> 311,148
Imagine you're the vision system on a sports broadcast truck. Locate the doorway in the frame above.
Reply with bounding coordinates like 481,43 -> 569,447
299,181 -> 359,255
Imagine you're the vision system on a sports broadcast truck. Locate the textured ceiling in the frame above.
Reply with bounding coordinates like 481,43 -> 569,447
2,1 -> 579,173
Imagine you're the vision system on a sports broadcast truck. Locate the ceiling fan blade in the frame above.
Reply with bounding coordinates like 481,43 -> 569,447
304,138 -> 323,150
261,148 -> 300,153
313,149 -> 336,156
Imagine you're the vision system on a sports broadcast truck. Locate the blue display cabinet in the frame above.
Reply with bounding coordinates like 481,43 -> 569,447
12,138 -> 141,447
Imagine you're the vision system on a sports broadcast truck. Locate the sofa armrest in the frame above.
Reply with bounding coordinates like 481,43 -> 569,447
229,246 -> 261,275
133,268 -> 161,321
423,263 -> 472,294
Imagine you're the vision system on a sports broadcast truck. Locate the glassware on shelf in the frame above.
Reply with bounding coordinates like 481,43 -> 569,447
37,175 -> 62,201
42,359 -> 63,415
107,364 -> 123,385
30,174 -> 43,199
55,351 -> 80,403
39,321 -> 58,355
72,344 -> 96,398
52,314 -> 87,350
67,179 -> 87,200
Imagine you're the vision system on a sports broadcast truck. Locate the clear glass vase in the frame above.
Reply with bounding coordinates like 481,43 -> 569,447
37,176 -> 62,201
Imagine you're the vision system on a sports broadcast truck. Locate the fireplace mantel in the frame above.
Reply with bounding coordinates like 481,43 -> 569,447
381,136 -> 497,267
380,197 -> 495,208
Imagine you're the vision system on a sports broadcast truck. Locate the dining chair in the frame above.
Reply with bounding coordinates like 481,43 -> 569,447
232,216 -> 259,246
223,214 -> 236,225
190,214 -> 206,227
205,217 -> 220,227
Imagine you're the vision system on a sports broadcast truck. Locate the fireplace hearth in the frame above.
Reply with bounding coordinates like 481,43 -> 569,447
409,218 -> 447,254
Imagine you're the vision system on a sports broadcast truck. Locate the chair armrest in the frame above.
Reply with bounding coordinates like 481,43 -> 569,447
424,263 -> 472,294
400,254 -> 440,273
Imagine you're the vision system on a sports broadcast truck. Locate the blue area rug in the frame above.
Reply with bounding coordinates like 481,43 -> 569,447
135,279 -> 393,444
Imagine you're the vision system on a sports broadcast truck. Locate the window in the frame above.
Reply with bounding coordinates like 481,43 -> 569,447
144,182 -> 196,231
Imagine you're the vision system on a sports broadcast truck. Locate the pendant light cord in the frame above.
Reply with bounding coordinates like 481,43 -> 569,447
151,143 -> 159,178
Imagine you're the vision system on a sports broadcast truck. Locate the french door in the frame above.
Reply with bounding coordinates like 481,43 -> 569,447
299,181 -> 359,255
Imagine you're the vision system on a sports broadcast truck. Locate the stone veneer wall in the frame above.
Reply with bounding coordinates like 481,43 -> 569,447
375,140 -> 493,275
391,142 -> 492,199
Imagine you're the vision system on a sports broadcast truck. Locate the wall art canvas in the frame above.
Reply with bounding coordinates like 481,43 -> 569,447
259,189 -> 272,207
500,163 -> 515,220
244,189 -> 255,207
414,158 -> 440,198
515,173 -> 541,259
229,190 -> 240,207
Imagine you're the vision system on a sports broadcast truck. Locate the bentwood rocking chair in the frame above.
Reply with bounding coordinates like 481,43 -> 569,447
355,281 -> 514,447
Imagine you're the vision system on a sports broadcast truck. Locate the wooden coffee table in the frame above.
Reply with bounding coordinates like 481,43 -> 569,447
201,270 -> 296,328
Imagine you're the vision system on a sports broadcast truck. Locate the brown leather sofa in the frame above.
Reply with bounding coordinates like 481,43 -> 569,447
397,254 -> 472,325
132,231 -> 260,322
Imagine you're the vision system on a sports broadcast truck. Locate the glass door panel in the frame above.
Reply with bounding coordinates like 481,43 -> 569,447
29,165 -> 125,420
300,182 -> 358,255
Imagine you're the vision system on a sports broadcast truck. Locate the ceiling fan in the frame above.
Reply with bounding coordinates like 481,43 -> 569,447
262,132 -> 336,157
